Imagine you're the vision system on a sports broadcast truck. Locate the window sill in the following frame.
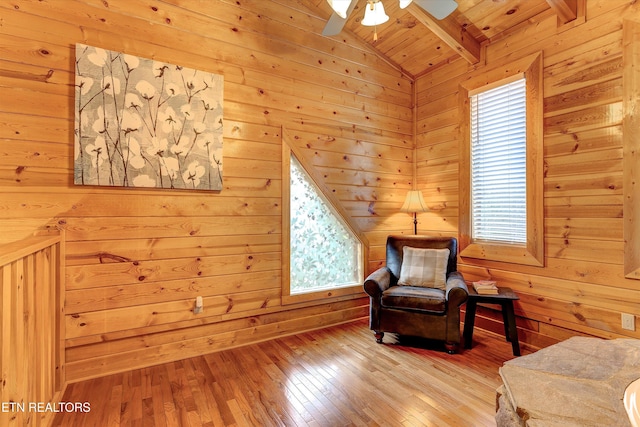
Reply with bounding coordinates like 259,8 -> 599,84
282,284 -> 365,306
460,241 -> 543,267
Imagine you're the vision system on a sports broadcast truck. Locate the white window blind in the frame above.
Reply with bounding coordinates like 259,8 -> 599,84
470,77 -> 526,244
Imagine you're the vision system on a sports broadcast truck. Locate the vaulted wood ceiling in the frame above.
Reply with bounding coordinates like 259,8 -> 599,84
298,0 -> 584,77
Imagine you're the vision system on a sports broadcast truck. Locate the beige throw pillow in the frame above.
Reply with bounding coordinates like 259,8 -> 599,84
397,247 -> 449,290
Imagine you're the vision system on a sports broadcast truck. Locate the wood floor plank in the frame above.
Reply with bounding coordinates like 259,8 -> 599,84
53,319 -> 526,426
150,366 -> 167,427
107,384 -> 123,427
191,356 -> 228,427
181,358 -> 214,427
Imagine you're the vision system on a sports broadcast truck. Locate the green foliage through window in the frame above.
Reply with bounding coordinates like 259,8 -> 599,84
290,156 -> 362,294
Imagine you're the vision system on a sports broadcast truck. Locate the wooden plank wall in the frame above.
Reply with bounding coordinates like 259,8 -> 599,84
0,0 -> 413,382
0,233 -> 65,427
415,0 -> 640,348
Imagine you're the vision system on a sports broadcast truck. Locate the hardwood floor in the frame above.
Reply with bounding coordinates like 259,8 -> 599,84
54,319 -> 529,426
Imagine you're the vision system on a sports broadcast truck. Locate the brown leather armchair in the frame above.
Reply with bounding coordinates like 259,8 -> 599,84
363,236 -> 468,353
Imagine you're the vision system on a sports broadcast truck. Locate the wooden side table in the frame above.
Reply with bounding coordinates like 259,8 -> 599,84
463,286 -> 521,356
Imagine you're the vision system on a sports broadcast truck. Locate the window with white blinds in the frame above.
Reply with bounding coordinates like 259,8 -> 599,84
470,77 -> 527,244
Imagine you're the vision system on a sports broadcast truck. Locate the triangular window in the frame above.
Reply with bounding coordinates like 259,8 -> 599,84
283,152 -> 363,300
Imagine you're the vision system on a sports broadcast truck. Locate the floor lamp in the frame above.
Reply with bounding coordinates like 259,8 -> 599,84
400,190 -> 428,235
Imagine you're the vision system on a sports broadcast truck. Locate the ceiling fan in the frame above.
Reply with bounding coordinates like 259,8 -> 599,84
322,0 -> 458,37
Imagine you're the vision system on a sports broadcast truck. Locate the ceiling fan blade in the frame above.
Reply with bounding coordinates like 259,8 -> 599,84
322,0 -> 359,36
413,0 -> 458,20
322,13 -> 347,36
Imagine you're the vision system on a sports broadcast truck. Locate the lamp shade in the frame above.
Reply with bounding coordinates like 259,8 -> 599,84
361,0 -> 389,26
326,0 -> 351,18
400,190 -> 428,213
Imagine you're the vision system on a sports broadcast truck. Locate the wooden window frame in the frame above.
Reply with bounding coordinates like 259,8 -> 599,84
623,19 -> 640,280
458,52 -> 544,267
281,129 -> 368,305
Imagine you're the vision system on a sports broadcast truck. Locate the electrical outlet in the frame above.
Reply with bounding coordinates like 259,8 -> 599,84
194,296 -> 203,314
621,313 -> 635,331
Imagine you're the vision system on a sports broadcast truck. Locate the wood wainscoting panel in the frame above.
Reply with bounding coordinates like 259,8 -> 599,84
0,233 -> 65,427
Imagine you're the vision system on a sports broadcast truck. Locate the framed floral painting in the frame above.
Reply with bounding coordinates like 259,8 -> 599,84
74,43 -> 224,191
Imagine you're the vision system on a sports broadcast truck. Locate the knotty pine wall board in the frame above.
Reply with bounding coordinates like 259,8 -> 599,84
4,0 -> 637,380
64,300 -> 369,382
415,0 -> 640,347
0,0 -> 409,381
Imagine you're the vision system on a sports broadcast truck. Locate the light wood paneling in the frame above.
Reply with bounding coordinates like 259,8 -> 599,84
297,0 -> 553,76
0,0 -> 414,388
3,0 -> 640,405
0,0 -> 412,385
417,0 -> 640,347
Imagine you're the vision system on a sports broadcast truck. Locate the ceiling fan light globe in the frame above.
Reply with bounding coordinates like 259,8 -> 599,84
399,0 -> 413,9
361,1 -> 390,26
326,0 -> 351,18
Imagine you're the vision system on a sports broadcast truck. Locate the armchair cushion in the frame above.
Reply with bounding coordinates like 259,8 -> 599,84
381,286 -> 446,313
397,247 -> 449,290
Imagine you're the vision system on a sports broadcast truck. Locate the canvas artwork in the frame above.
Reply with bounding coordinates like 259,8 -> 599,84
74,43 -> 224,191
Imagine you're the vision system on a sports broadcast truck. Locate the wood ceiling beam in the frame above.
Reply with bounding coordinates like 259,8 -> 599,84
406,3 -> 480,65
545,0 -> 578,24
